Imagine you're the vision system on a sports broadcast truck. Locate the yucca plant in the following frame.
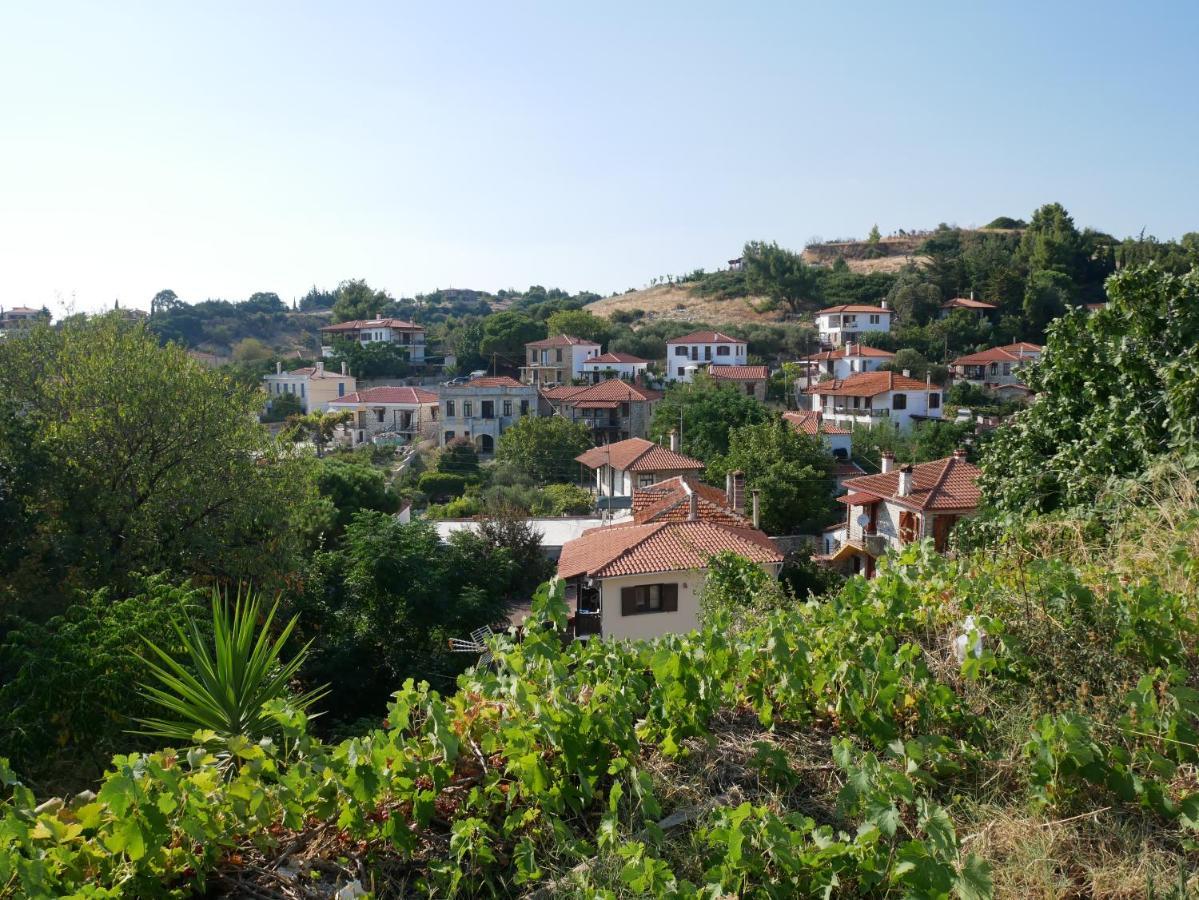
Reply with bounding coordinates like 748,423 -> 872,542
135,588 -> 327,744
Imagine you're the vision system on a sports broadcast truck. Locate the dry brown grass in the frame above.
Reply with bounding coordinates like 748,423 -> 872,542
584,283 -> 785,325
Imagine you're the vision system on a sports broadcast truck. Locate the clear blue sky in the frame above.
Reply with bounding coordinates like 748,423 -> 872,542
2,1 -> 1196,314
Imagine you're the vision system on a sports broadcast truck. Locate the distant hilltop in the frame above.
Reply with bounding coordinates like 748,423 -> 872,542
802,224 -> 1025,274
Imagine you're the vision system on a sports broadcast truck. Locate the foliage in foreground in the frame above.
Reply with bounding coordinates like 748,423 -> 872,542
3,511 -> 1198,897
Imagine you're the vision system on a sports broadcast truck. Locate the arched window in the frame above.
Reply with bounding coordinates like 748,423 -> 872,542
478,433 -> 495,454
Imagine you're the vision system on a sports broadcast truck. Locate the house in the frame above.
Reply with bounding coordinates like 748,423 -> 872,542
319,318 -> 426,364
520,335 -> 602,386
782,411 -> 863,492
557,476 -> 782,640
939,296 -> 997,320
799,342 -> 895,382
328,386 -> 439,446
949,342 -> 1042,398
665,331 -> 747,382
542,379 -> 662,442
805,371 -> 942,431
579,352 -> 651,384
438,376 -> 544,454
0,306 -> 46,332
814,303 -> 892,347
262,361 -> 357,413
820,450 -> 981,577
709,365 -> 770,401
576,436 -> 704,499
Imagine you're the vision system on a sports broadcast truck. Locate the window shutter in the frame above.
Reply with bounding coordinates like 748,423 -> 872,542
662,584 -> 678,612
621,587 -> 637,616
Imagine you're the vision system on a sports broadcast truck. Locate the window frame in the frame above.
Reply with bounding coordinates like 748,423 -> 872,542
620,583 -> 679,616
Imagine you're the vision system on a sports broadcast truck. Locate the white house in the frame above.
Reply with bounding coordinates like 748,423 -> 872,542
800,342 -> 895,382
327,386 -> 439,446
575,436 -> 704,499
814,304 -> 892,347
939,297 -> 998,320
805,370 -> 942,431
319,318 -> 426,363
579,352 -> 651,384
665,331 -> 747,382
262,361 -> 357,413
519,335 -> 602,386
821,450 -> 981,577
438,376 -> 544,455
949,342 -> 1042,397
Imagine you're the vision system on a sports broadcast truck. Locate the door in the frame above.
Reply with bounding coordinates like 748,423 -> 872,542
932,515 -> 959,552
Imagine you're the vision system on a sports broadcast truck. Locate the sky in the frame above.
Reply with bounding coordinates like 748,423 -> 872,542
1,1 -> 1197,315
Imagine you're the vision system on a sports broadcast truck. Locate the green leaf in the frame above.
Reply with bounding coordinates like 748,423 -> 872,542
955,853 -> 994,900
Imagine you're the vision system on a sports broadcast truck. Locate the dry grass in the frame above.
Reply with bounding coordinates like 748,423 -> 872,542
585,283 -> 785,325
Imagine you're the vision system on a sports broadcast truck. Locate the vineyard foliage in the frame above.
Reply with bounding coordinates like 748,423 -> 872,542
2,512 -> 1198,897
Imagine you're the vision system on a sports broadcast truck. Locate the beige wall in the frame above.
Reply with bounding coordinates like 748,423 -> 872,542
599,570 -> 705,641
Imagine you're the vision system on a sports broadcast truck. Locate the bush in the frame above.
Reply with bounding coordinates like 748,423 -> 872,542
535,483 -> 594,515
418,472 -> 468,501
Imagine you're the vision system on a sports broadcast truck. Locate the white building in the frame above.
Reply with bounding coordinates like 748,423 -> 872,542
319,318 -> 426,363
262,361 -> 357,413
575,436 -> 704,499
579,352 -> 651,384
665,331 -> 747,382
814,304 -> 892,347
949,342 -> 1042,398
805,370 -> 942,431
327,386 -> 439,446
520,335 -> 602,386
800,342 -> 895,382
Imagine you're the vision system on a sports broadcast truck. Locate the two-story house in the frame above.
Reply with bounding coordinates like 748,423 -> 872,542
579,352 -> 651,384
821,450 -> 980,577
327,386 -> 439,446
319,318 -> 426,363
558,476 -> 782,640
949,342 -> 1042,402
939,296 -> 998,320
519,335 -> 602,386
709,365 -> 770,401
576,436 -> 704,499
665,331 -> 747,382
542,379 -> 662,442
800,342 -> 895,381
262,361 -> 357,413
0,306 -> 47,332
438,376 -> 544,454
805,371 -> 942,431
814,303 -> 892,347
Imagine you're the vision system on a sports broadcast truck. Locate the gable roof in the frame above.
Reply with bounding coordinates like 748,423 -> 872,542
951,342 -> 1043,366
525,334 -> 601,349
629,476 -> 752,527
553,379 -> 661,405
666,331 -> 741,344
841,454 -> 981,512
320,318 -> 422,332
941,297 -> 997,310
575,437 -> 703,473
801,345 -> 896,362
460,376 -> 525,388
583,352 -> 650,365
276,366 -> 354,381
805,371 -> 932,397
709,365 -> 769,381
782,410 -> 851,436
541,385 -> 589,401
557,519 -> 782,579
816,304 -> 891,316
329,386 -> 437,406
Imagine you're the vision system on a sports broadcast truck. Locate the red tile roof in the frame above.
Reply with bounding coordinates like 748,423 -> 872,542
553,379 -> 661,405
941,297 -> 997,310
541,385 -> 589,401
816,304 -> 891,315
841,454 -> 981,512
709,365 -> 769,381
462,376 -> 525,388
629,476 -> 752,527
558,520 -> 782,579
806,371 -> 931,397
666,331 -> 741,344
801,346 -> 895,361
329,386 -> 437,405
575,437 -> 703,473
951,343 -> 1043,367
584,352 -> 650,364
782,410 -> 851,436
838,491 -> 882,505
525,334 -> 601,349
320,318 -> 422,332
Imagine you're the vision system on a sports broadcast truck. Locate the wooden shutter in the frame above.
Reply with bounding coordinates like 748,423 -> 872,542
621,587 -> 638,616
661,584 -> 678,612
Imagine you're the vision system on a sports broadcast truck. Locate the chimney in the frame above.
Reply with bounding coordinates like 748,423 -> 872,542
731,471 -> 746,513
751,489 -> 760,529
953,447 -> 968,461
276,361 -> 282,375
902,368 -> 911,378
726,471 -> 734,506
688,488 -> 699,521
315,360 -> 325,374
880,300 -> 889,310
669,429 -> 679,452
881,450 -> 895,474
898,464 -> 913,497
969,289 -> 975,300
341,361 -> 348,375
844,340 -> 856,358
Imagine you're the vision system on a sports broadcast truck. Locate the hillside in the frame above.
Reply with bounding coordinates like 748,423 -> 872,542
585,282 -> 786,324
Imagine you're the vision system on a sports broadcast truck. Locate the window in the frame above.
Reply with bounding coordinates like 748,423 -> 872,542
745,384 -> 755,396
444,431 -> 455,442
619,402 -> 629,416
300,384 -> 306,397
503,400 -> 512,416
844,315 -> 857,325
481,400 -> 495,419
445,400 -> 455,417
869,314 -> 880,324
376,409 -> 385,423
928,392 -> 941,409
620,583 -> 678,615
899,511 -> 919,544
431,407 -> 437,421
337,382 -> 345,397
637,474 -> 657,488
704,346 -> 712,360
674,346 -> 689,357
520,399 -> 529,415
677,367 -> 686,377
717,345 -> 730,356
556,349 -> 563,362
989,363 -> 999,376
1002,362 -> 1011,376
463,401 -> 473,417
892,393 -> 907,410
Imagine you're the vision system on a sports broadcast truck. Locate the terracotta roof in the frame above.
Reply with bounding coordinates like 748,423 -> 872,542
951,343 -> 1042,367
320,318 -> 422,332
782,410 -> 851,436
709,365 -> 769,381
835,460 -> 867,478
941,297 -> 997,310
806,371 -> 931,397
666,331 -> 741,344
816,304 -> 891,315
841,454 -> 981,512
583,352 -> 650,365
838,491 -> 882,505
541,385 -> 589,401
629,476 -> 752,527
554,379 -> 661,405
525,334 -> 601,349
573,400 -> 620,409
575,437 -> 703,473
277,366 -> 354,381
558,520 -> 781,579
461,376 -> 525,388
329,386 -> 437,405
801,346 -> 895,361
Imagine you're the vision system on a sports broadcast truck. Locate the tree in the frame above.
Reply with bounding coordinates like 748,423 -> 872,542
331,279 -> 390,323
231,337 -> 273,362
419,472 -> 468,500
885,272 -> 943,325
1023,269 -> 1073,336
326,340 -> 411,378
495,416 -> 593,483
881,348 -> 935,382
0,313 -> 315,610
978,264 -> 1199,518
243,292 -> 286,314
1017,202 -> 1085,282
708,419 -> 834,534
545,308 -> 612,345
436,437 -> 481,479
446,318 -> 488,373
285,409 -> 354,457
742,240 -> 822,313
150,289 -> 183,315
478,312 -> 547,367
649,377 -> 770,461
313,458 -> 399,537
536,483 -> 594,515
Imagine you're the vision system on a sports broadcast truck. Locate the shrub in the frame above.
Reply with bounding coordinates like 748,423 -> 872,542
418,472 -> 468,501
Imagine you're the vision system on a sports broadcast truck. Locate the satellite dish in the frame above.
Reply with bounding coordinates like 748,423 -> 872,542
856,513 -> 870,527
